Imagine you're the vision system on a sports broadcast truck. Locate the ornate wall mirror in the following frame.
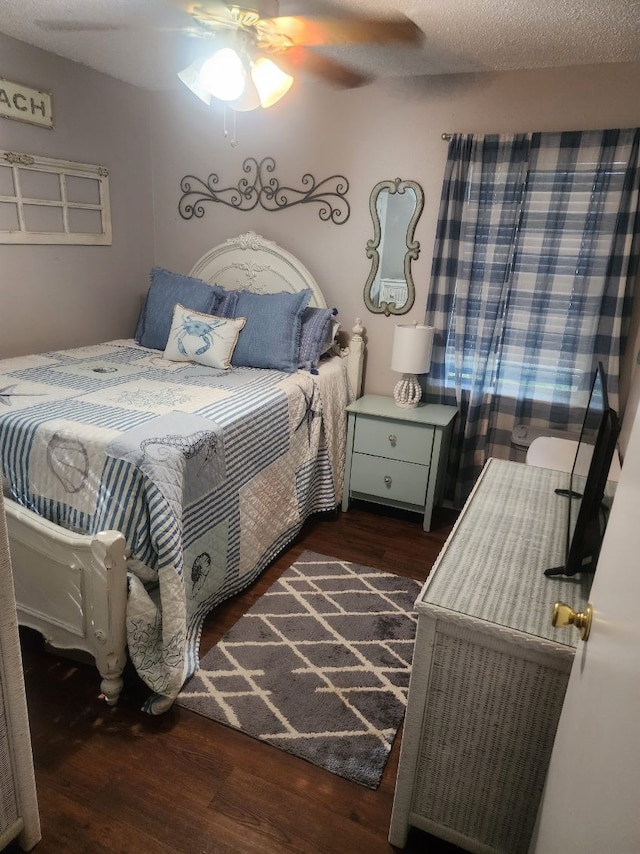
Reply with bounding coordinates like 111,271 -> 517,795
363,178 -> 424,316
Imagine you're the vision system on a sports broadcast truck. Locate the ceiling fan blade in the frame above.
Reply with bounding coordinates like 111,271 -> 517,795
35,20 -> 125,32
35,19 -> 205,40
276,46 -> 369,89
263,15 -> 423,48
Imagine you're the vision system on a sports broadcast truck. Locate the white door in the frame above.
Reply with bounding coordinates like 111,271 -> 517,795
530,403 -> 640,853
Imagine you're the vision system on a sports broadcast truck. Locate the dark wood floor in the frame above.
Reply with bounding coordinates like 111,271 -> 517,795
12,502 -> 467,854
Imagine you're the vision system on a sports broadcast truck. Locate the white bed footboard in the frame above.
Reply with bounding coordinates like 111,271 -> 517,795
5,498 -> 128,706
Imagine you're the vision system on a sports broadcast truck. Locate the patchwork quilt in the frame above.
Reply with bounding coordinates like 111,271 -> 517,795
0,340 -> 349,713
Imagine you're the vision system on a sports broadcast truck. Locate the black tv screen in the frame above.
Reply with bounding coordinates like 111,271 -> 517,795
545,363 -> 620,578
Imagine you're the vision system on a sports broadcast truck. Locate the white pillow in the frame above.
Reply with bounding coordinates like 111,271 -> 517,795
164,304 -> 246,369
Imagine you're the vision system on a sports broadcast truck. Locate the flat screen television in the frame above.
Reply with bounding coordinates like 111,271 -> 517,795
545,362 -> 620,578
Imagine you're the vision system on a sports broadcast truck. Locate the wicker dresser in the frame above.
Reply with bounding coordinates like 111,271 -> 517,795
0,490 -> 40,851
389,458 -> 591,854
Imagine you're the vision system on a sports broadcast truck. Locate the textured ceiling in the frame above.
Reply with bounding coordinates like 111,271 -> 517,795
0,0 -> 638,91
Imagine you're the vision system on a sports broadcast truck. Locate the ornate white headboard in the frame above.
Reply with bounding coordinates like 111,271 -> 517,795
189,231 -> 327,308
189,231 -> 364,397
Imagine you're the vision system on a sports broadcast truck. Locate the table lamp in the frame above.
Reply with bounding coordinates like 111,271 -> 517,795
391,323 -> 434,408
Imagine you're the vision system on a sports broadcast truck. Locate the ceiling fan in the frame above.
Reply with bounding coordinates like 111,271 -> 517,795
181,0 -> 424,87
37,1 -> 424,111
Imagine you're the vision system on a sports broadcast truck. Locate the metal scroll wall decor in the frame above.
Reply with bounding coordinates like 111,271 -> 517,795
178,157 -> 350,225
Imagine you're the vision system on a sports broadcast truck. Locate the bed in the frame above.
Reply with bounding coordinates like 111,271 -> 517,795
0,232 -> 365,714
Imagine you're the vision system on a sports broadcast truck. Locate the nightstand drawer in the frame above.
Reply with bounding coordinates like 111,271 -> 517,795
354,416 -> 434,465
350,453 -> 428,506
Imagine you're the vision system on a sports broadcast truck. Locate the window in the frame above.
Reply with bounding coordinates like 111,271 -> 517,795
427,129 -> 640,505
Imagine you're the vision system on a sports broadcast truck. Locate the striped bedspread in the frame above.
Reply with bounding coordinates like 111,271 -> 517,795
0,339 -> 348,712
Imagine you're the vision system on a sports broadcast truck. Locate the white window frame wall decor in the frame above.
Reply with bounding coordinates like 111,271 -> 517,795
0,150 -> 112,245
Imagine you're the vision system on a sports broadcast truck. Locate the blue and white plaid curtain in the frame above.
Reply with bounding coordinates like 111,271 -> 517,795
425,128 -> 640,506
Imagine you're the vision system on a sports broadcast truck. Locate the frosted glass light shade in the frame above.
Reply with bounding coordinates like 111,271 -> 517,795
229,74 -> 262,112
251,57 -> 294,108
177,58 -> 212,105
200,48 -> 246,102
391,324 -> 434,375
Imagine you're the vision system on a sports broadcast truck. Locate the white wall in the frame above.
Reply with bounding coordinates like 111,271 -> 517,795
0,33 -> 155,358
149,61 -> 640,409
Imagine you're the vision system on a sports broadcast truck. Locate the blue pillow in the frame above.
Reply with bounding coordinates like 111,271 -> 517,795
135,267 -> 224,351
216,288 -> 240,319
298,306 -> 338,372
222,289 -> 312,372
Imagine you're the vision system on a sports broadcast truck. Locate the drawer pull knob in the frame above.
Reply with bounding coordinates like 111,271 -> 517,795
384,475 -> 392,487
388,434 -> 397,447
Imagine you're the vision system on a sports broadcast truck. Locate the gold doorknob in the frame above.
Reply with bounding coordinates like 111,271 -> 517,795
552,601 -> 593,641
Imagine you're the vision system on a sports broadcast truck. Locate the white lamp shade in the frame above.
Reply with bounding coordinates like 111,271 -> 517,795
199,48 -> 246,102
229,74 -> 262,112
251,57 -> 294,108
177,58 -> 212,105
391,324 -> 434,375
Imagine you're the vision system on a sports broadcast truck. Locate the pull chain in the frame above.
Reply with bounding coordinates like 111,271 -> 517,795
223,106 -> 239,148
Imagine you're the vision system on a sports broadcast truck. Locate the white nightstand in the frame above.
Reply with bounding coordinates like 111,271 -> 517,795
342,394 -> 457,532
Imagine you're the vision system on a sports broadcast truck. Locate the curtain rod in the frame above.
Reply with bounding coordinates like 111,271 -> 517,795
441,133 -> 453,141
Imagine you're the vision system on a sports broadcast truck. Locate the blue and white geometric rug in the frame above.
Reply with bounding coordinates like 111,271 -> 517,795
177,550 -> 421,788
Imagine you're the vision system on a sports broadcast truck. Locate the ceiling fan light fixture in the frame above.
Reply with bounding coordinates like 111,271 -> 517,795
250,56 -> 294,108
199,47 -> 246,102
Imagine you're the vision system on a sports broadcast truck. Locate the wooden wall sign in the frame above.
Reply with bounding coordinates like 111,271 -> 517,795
0,78 -> 53,129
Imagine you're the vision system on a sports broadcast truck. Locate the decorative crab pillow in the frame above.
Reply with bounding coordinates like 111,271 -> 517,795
163,304 -> 247,370
135,267 -> 224,351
